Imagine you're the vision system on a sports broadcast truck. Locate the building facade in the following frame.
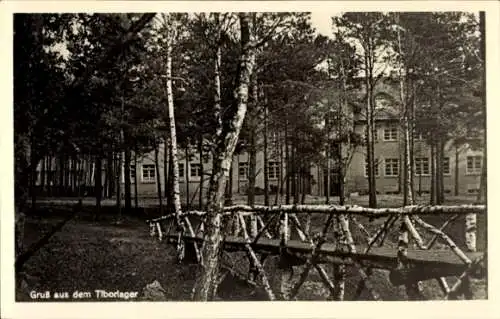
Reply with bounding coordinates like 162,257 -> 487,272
34,81 -> 484,201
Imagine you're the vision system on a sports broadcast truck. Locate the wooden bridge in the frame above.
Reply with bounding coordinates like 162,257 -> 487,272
146,204 -> 486,301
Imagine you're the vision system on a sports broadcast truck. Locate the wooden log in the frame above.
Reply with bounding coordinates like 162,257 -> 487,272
238,213 -> 276,301
253,215 -> 277,243
279,212 -> 289,246
147,204 -> 484,224
314,264 -> 336,299
379,216 -> 398,247
249,213 -> 258,239
149,222 -> 156,237
337,215 -> 381,301
333,216 -> 346,301
278,211 -> 293,300
436,277 -> 450,295
289,214 -> 336,299
405,216 -> 424,248
164,220 -> 174,237
256,215 -> 273,239
288,210 -> 338,300
233,213 -> 241,236
146,210 -> 232,223
223,204 -> 485,217
156,222 -> 163,241
365,215 -> 396,254
349,215 -> 371,244
413,216 -> 471,264
176,232 -> 185,263
183,216 -> 202,264
289,214 -> 307,242
288,238 -> 322,300
239,214 -> 256,278
446,254 -> 485,300
397,216 -> 425,300
465,213 -> 477,252
163,233 -> 481,267
426,214 -> 458,249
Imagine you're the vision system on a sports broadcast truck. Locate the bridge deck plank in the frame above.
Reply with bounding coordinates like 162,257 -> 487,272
166,234 -> 482,271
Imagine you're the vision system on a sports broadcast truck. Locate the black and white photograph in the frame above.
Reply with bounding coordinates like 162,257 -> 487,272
1,1 -> 498,318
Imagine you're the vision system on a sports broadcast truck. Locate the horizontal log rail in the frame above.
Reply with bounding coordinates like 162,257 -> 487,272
223,204 -> 485,217
147,204 -> 485,223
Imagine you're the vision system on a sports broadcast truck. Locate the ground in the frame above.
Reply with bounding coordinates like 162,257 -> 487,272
16,194 -> 486,301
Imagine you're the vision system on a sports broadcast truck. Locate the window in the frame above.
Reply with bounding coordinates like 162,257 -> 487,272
364,157 -> 379,177
385,158 -> 399,176
142,164 -> 156,183
413,131 -> 424,141
190,163 -> 201,177
267,161 -> 280,180
443,157 -> 450,175
179,163 -> 184,178
383,125 -> 398,141
239,162 -> 249,179
415,158 -> 430,175
466,156 -> 482,174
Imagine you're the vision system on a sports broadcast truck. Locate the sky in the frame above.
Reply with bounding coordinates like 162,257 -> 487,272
310,12 -> 338,38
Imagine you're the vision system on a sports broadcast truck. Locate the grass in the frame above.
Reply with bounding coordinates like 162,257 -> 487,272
16,195 -> 486,301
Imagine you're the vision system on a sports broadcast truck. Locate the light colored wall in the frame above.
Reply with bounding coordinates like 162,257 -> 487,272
345,121 -> 483,195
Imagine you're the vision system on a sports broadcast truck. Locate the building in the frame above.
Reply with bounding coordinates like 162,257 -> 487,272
33,81 -> 484,201
129,80 -> 483,200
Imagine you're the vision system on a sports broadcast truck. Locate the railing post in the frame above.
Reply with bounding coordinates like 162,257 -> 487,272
333,215 -> 346,301
279,211 -> 293,300
397,213 -> 424,300
233,212 -> 241,236
465,212 -> 477,252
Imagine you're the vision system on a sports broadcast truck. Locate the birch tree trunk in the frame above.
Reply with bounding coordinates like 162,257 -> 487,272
40,157 -> 45,195
199,137 -> 204,209
365,56 -> 377,208
124,141 -> 132,214
285,119 -> 290,204
263,103 -> 269,206
116,150 -> 122,221
154,140 -> 163,214
213,13 -> 223,143
47,156 -> 52,196
430,141 -> 436,205
224,160 -> 234,205
248,75 -> 258,239
191,13 -> 255,300
396,22 -> 414,206
455,145 -> 460,196
185,145 -> 190,210
164,135 -> 169,199
339,146 -> 346,205
440,139 -> 445,203
292,143 -> 298,205
106,152 -> 114,198
133,150 -> 139,210
248,132 -> 257,206
95,156 -> 102,218
325,114 -> 330,204
164,29 -> 183,224
275,131 -> 283,205
477,11 -> 486,204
